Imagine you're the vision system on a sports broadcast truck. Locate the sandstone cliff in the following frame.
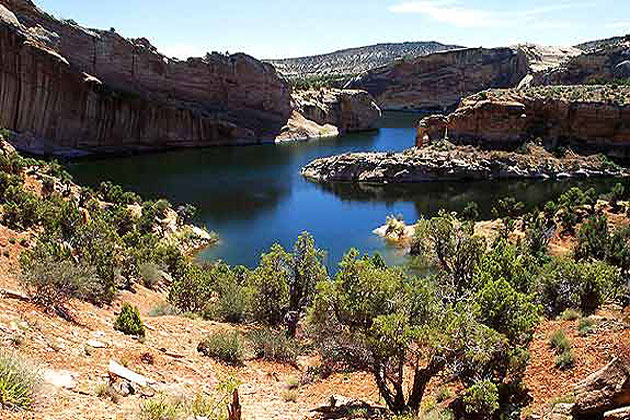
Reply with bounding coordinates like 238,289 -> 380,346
350,47 -> 531,111
350,44 -> 584,111
292,89 -> 381,133
416,86 -> 630,156
0,0 -> 293,154
537,36 -> 630,85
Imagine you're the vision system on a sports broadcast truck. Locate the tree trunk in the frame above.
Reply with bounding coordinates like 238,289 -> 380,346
408,357 -> 445,414
228,389 -> 241,420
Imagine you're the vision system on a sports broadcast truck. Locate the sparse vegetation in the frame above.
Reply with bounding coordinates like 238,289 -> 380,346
197,331 -> 245,365
578,317 -> 596,336
247,328 -> 299,363
0,352 -> 41,411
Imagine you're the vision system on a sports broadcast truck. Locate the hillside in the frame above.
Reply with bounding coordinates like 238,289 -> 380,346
265,41 -> 462,81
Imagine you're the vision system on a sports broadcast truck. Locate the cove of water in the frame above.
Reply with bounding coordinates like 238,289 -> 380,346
67,112 -> 617,268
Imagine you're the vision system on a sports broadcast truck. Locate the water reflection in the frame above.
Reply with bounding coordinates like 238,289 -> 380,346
67,112 -> 615,268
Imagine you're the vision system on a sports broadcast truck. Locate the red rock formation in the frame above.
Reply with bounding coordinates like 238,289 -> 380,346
0,0 -> 292,153
416,86 -> 630,156
537,36 -> 630,85
352,47 -> 530,111
292,89 -> 381,134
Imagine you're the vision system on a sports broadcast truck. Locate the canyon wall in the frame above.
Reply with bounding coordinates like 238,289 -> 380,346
416,86 -> 630,156
0,0 -> 293,153
536,36 -> 630,85
351,47 -> 530,111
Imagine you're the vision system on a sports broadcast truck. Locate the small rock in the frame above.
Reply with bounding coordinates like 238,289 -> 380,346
86,339 -> 106,349
44,369 -> 77,390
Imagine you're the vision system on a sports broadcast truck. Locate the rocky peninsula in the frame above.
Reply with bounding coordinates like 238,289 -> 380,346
301,142 -> 628,183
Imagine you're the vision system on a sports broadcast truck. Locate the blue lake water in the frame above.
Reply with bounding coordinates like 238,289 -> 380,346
67,112 -> 616,268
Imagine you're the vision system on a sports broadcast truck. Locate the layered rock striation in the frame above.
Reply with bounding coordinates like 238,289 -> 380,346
416,86 -> 630,156
292,89 -> 381,133
538,36 -> 630,85
0,0 -> 293,154
350,47 -> 529,111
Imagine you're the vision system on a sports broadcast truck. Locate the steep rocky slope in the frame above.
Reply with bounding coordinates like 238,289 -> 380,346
0,0 -> 294,153
537,36 -> 630,85
350,44 -> 581,111
416,86 -> 630,156
350,47 -> 528,111
265,41 -> 461,80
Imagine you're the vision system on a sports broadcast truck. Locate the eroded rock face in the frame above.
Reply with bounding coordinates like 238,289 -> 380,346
415,86 -> 630,156
537,36 -> 630,85
351,47 -> 530,110
0,0 -> 292,154
292,89 -> 381,133
573,355 -> 630,417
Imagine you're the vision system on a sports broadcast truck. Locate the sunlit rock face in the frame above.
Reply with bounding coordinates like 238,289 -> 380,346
0,0 -> 292,154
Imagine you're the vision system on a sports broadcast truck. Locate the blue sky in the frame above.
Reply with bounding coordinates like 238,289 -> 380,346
34,0 -> 630,59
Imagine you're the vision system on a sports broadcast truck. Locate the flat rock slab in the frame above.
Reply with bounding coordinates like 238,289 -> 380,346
44,369 -> 77,390
108,360 -> 155,387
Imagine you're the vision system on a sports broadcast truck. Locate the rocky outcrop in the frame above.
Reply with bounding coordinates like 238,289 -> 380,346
300,143 -> 628,184
292,89 -> 381,133
573,355 -> 630,417
537,36 -> 630,85
416,86 -> 630,156
274,111 -> 339,142
275,88 -> 381,142
0,0 -> 293,154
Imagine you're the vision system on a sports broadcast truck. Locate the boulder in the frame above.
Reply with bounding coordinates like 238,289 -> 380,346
275,111 -> 339,142
573,356 -> 630,416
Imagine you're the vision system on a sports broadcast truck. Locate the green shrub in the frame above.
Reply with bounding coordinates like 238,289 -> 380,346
207,265 -> 253,323
114,303 -> 145,337
139,262 -> 165,290
609,183 -> 625,211
168,263 -> 214,313
247,328 -> 299,363
537,258 -> 618,316
148,302 -> 177,317
462,380 -> 499,416
578,318 -> 595,336
0,351 -> 41,410
19,255 -> 101,319
549,330 -> 571,353
435,386 -> 453,403
139,394 -> 181,420
197,330 -> 245,365
560,309 -> 581,321
281,389 -> 298,403
556,350 -> 575,370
